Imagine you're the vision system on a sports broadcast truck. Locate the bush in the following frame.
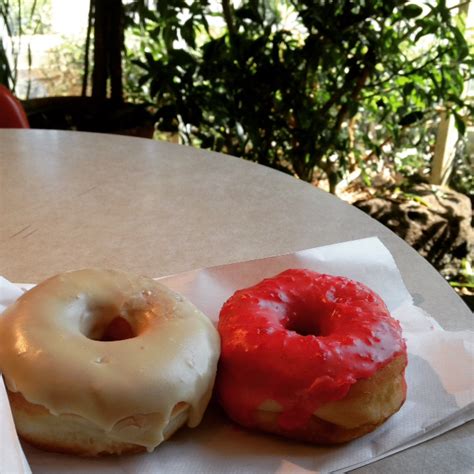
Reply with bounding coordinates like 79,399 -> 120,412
40,36 -> 85,97
128,0 -> 473,192
0,0 -> 53,93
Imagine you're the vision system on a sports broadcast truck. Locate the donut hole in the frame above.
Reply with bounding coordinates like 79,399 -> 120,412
100,316 -> 136,341
287,318 -> 320,337
285,307 -> 321,337
80,305 -> 138,342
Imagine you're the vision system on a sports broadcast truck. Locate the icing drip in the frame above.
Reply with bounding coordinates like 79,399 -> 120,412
0,269 -> 220,450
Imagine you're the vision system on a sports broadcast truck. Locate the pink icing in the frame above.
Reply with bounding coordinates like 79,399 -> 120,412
217,269 -> 407,431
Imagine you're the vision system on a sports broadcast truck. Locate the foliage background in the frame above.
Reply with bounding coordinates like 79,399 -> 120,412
0,0 -> 472,294
1,0 -> 473,195
125,0 -> 473,193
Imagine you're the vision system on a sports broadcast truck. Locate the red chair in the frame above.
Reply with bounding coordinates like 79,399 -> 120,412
0,84 -> 29,128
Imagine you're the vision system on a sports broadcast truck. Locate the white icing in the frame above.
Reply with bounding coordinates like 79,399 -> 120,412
0,269 -> 220,450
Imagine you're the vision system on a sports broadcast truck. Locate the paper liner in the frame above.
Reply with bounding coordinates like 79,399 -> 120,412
1,238 -> 472,473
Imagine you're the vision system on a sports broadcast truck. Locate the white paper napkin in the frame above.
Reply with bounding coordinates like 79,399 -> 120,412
1,238 -> 473,473
0,277 -> 31,474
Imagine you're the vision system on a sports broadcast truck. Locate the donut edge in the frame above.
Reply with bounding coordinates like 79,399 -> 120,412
7,390 -> 190,456
251,353 -> 408,445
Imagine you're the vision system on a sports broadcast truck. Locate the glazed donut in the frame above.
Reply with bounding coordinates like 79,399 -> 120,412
217,269 -> 407,444
0,269 -> 220,455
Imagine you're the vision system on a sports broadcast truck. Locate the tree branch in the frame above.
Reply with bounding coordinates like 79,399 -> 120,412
370,47 -> 449,88
82,0 -> 94,96
334,61 -> 373,135
222,0 -> 236,37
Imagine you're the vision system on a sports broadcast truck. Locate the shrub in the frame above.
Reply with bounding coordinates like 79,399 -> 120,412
129,0 -> 473,192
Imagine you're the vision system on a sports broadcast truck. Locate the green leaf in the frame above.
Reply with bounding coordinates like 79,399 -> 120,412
150,26 -> 161,38
157,0 -> 169,17
450,282 -> 474,289
414,19 -> 437,41
403,83 -> 414,96
401,192 -> 430,207
145,52 -> 155,65
235,7 -> 261,23
453,111 -> 466,135
149,78 -> 161,98
450,26 -> 469,60
163,25 -> 176,51
181,19 -> 195,48
138,74 -> 150,87
399,111 -> 424,126
402,4 -> 423,19
348,101 -> 359,118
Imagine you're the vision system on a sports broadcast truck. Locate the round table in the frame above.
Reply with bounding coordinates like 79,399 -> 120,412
0,129 -> 472,473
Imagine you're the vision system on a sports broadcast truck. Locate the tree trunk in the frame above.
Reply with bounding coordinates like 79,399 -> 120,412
91,0 -> 124,102
293,152 -> 314,183
82,0 -> 94,96
109,0 -> 124,102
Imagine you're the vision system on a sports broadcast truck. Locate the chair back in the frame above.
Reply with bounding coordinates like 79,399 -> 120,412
0,85 -> 30,128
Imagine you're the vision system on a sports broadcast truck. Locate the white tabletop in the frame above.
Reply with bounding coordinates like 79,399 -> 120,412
0,129 -> 472,472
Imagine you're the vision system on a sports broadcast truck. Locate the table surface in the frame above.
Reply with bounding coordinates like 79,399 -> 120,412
0,129 -> 472,473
